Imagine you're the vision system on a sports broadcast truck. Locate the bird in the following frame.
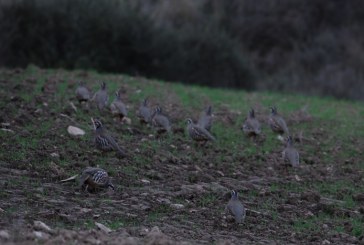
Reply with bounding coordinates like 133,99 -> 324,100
75,81 -> 91,103
110,91 -> 128,122
92,82 -> 108,111
138,98 -> 152,125
226,190 -> 246,223
242,108 -> 261,137
151,106 -> 171,133
198,105 -> 213,132
282,135 -> 300,167
268,106 -> 289,135
60,167 -> 114,192
79,167 -> 115,192
186,118 -> 216,144
91,118 -> 126,157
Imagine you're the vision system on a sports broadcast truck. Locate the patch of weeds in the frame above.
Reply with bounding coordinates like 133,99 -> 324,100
293,217 -> 317,233
133,154 -> 150,167
121,165 -> 137,177
196,193 -> 218,207
351,217 -> 363,237
147,205 -> 172,222
107,218 -> 127,229
84,219 -> 95,229
147,212 -> 164,222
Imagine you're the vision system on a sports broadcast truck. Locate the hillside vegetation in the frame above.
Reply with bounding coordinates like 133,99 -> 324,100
1,0 -> 364,99
0,66 -> 363,244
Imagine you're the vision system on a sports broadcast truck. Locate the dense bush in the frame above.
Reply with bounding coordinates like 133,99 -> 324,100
1,0 -> 364,99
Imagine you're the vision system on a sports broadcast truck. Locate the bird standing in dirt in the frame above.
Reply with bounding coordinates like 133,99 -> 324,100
186,118 -> 216,144
226,190 -> 246,223
110,91 -> 128,122
75,81 -> 91,103
282,135 -> 300,167
268,106 -> 289,136
151,106 -> 171,133
242,108 -> 261,137
198,105 -> 213,132
79,167 -> 115,192
92,118 -> 126,157
92,82 -> 109,111
138,98 -> 152,125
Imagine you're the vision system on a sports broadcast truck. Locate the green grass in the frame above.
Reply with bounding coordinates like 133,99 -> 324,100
1,66 -> 363,242
293,214 -> 363,237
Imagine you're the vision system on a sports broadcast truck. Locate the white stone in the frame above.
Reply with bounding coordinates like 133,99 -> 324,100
67,126 -> 85,136
95,222 -> 112,234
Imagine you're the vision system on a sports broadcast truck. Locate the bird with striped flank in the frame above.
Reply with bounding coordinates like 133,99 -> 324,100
151,106 -> 172,133
91,118 -> 126,157
92,81 -> 109,111
79,167 -> 115,192
226,190 -> 246,224
198,105 -> 213,132
186,118 -> 216,145
75,81 -> 91,103
110,91 -> 128,122
282,135 -> 300,167
242,108 -> 261,137
268,106 -> 289,136
138,98 -> 152,125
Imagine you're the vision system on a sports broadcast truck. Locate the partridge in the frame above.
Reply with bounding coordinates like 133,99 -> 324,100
282,136 -> 300,167
110,91 -> 128,121
92,82 -> 109,110
79,167 -> 115,192
268,106 -> 289,135
138,98 -> 152,124
226,190 -> 246,223
92,118 -> 126,157
242,108 -> 261,137
151,106 -> 171,133
198,105 -> 212,132
186,118 -> 215,143
75,81 -> 91,103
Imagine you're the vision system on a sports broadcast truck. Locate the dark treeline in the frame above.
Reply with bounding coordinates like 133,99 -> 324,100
1,0 -> 364,100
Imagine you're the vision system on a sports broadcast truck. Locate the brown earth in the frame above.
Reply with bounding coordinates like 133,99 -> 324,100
0,68 -> 363,244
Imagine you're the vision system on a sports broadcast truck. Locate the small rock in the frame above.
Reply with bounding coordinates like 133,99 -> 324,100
122,117 -> 132,125
33,231 -> 50,240
34,220 -> 53,233
67,126 -> 85,136
300,191 -> 320,203
294,175 -> 302,181
141,179 -> 150,184
170,204 -> 184,210
80,208 -> 92,214
0,230 -> 10,240
150,226 -> 161,234
0,208 -> 4,213
95,222 -> 112,234
216,170 -> 224,177
304,211 -> 314,218
156,198 -> 171,205
34,108 -> 43,114
322,239 -> 331,244
50,152 -> 60,158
